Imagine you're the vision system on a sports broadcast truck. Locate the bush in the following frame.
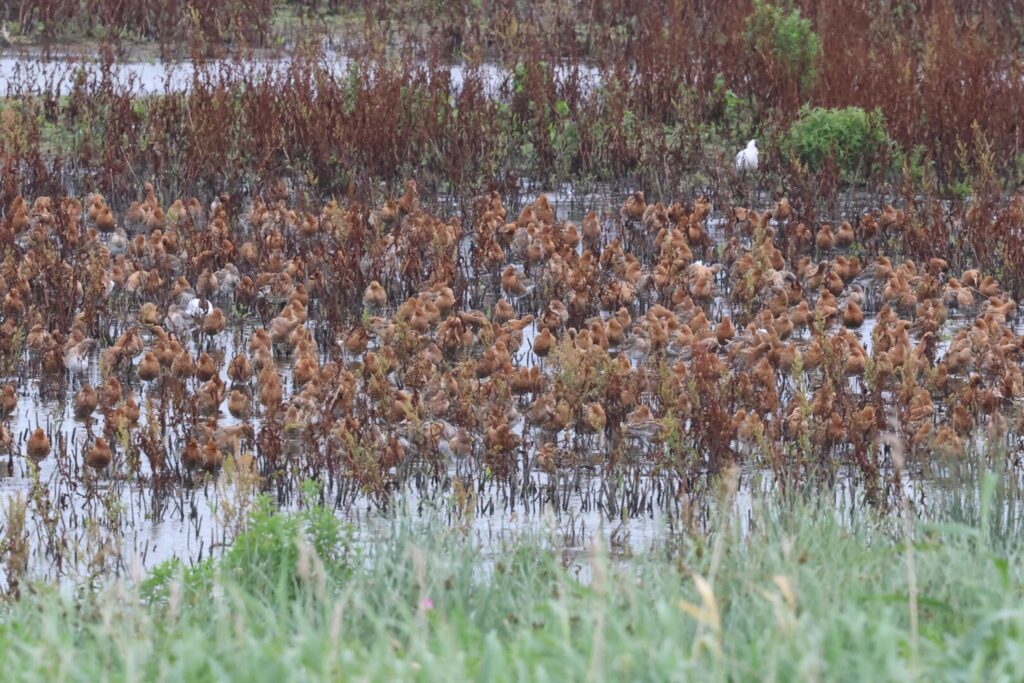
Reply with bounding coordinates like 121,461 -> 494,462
743,1 -> 821,100
141,489 -> 355,606
786,105 -> 894,181
221,492 -> 355,595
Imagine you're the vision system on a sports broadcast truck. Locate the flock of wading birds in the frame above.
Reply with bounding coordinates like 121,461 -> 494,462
0,179 -> 1019,487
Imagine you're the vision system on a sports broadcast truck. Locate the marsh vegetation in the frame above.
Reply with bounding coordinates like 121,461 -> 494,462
1,1 -> 1024,679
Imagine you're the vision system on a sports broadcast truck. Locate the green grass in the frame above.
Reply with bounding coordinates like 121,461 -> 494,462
1,488 -> 1023,681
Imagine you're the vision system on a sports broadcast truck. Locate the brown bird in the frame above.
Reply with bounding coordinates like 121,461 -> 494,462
836,221 -> 855,247
181,438 -> 203,470
715,316 -> 736,345
121,395 -> 141,425
196,352 -> 220,382
202,308 -> 227,337
398,179 -> 419,215
0,384 -> 16,417
138,352 -> 161,381
27,428 -> 50,462
228,389 -> 251,418
815,224 -> 836,251
86,438 -> 113,470
501,267 -> 534,299
842,301 -> 865,328
621,191 -> 646,222
363,281 -> 388,309
580,402 -> 607,434
533,327 -> 555,357
73,384 -> 99,419
95,205 -> 116,233
227,354 -> 253,384
202,440 -> 223,472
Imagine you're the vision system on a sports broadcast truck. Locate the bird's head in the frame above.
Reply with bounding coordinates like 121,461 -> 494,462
747,139 -> 757,148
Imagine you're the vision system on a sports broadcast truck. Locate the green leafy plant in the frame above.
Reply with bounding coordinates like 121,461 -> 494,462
786,105 -> 894,181
141,488 -> 355,607
743,1 -> 821,98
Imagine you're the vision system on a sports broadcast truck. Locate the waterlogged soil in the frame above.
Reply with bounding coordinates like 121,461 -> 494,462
0,56 -> 1017,582
0,184 -> 647,586
0,176 -> 1001,589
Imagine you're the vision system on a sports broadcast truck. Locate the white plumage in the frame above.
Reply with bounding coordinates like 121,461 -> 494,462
63,339 -> 96,375
185,296 -> 213,319
735,139 -> 759,173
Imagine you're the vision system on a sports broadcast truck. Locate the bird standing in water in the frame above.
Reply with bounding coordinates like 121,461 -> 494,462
735,139 -> 759,174
735,139 -> 759,205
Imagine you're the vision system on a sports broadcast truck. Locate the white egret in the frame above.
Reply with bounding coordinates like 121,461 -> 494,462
735,139 -> 759,173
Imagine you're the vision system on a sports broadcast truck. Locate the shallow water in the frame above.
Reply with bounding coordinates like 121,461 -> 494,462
0,186 -> 660,585
0,176 -> 1015,588
0,53 -> 602,96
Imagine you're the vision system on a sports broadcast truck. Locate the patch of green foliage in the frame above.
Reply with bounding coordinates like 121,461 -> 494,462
743,1 -> 822,96
786,105 -> 894,181
141,484 -> 355,606
1,480 -> 1023,680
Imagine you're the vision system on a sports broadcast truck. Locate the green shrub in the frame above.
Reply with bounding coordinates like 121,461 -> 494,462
743,1 -> 821,97
141,489 -> 355,606
786,105 -> 894,180
221,492 -> 355,595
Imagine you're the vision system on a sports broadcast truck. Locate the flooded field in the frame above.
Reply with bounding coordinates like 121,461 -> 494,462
0,174 -> 1022,587
0,184 -> 664,584
3,3 -> 1024,679
0,0 -> 1022,596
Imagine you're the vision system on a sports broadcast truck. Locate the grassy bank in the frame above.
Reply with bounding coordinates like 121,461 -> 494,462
2,487 -> 1022,681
